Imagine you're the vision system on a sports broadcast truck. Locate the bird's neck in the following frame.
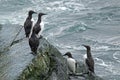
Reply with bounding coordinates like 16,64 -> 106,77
87,49 -> 92,58
27,15 -> 32,20
68,55 -> 73,58
30,30 -> 36,38
37,16 -> 42,24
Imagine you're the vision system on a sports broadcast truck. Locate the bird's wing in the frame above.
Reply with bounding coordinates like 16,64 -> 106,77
86,58 -> 94,73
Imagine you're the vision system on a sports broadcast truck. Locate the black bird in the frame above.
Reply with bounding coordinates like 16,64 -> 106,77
82,45 -> 94,73
29,29 -> 39,54
33,13 -> 46,38
24,10 -> 36,37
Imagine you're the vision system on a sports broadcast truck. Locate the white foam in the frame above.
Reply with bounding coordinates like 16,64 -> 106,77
45,0 -> 85,12
113,52 -> 120,63
72,46 -> 83,50
105,36 -> 120,45
104,63 -> 120,75
55,43 -> 73,50
96,46 -> 109,50
95,58 -> 108,67
0,0 -> 86,25
47,26 -> 68,37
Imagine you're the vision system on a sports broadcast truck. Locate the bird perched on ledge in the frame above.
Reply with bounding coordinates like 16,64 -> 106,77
82,45 -> 94,74
63,52 -> 77,75
33,13 -> 46,38
29,29 -> 39,55
24,10 -> 37,37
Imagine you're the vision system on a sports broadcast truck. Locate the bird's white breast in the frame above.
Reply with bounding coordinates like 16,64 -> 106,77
67,58 -> 76,74
37,21 -> 44,38
83,54 -> 89,71
29,18 -> 35,39
83,54 -> 87,65
31,18 -> 34,22
83,54 -> 87,59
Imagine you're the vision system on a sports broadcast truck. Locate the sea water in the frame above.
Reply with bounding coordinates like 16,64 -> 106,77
0,0 -> 120,80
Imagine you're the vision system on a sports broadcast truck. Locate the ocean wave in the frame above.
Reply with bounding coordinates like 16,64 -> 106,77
95,57 -> 109,67
56,43 -> 73,49
45,0 -> 85,12
64,22 -> 87,33
0,0 -> 87,24
54,40 -> 120,52
113,51 -> 120,63
95,56 -> 120,75
92,45 -> 120,52
93,46 -> 110,51
105,36 -> 120,45
105,63 -> 120,75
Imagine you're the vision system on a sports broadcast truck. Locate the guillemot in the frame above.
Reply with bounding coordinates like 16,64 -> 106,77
24,10 -> 36,37
33,13 -> 46,38
82,45 -> 94,73
63,52 -> 77,74
29,29 -> 39,54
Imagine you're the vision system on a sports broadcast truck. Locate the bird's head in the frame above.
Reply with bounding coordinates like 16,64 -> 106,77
38,13 -> 47,17
63,52 -> 73,58
82,44 -> 91,50
28,10 -> 37,15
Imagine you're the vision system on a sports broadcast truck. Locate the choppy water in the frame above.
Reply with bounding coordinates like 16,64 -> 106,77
0,0 -> 120,80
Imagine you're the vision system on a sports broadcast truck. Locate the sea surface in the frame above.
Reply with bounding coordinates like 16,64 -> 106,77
0,0 -> 120,80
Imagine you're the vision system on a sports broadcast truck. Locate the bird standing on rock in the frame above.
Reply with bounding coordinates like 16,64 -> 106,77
63,52 -> 77,75
29,29 -> 39,55
24,10 -> 37,37
82,45 -> 95,74
33,13 -> 46,38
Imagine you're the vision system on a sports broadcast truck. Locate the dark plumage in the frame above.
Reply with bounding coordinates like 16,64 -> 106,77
83,45 -> 94,73
64,52 -> 73,58
24,10 -> 36,37
33,13 -> 46,37
29,30 -> 39,54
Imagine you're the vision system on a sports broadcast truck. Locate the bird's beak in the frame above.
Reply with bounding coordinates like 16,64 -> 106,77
82,44 -> 87,47
82,44 -> 85,47
40,13 -> 47,15
43,13 -> 47,15
63,54 -> 66,56
34,12 -> 37,14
